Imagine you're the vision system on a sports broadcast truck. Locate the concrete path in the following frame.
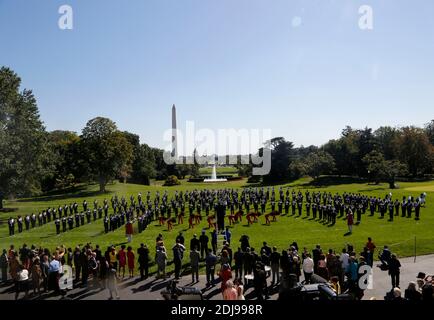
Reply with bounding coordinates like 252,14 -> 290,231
0,254 -> 432,300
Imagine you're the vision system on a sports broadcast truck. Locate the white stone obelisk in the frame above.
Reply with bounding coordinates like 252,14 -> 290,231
171,104 -> 177,158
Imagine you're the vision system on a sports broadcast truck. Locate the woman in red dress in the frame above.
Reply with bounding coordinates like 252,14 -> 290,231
126,246 -> 135,278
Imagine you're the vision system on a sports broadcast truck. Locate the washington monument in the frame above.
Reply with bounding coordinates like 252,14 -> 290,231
171,104 -> 177,158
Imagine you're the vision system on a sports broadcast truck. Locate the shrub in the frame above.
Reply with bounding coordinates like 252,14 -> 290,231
163,175 -> 181,186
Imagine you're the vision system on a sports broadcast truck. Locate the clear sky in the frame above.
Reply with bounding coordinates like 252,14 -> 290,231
1,0 -> 433,154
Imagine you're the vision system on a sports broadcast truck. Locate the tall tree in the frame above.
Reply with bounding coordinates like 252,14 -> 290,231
362,150 -> 385,184
261,137 -> 294,183
121,131 -> 150,184
304,150 -> 336,180
288,159 -> 308,180
81,117 -> 133,192
395,126 -> 433,176
355,127 -> 377,176
373,126 -> 399,160
131,143 -> 157,185
44,130 -> 81,190
425,120 -> 434,146
323,129 -> 358,176
363,150 -> 407,188
0,67 -> 53,198
151,148 -> 168,179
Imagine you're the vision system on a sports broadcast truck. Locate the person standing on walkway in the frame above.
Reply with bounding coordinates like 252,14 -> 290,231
219,263 -> 233,296
302,253 -> 314,284
389,254 -> 401,289
14,265 -> 29,300
155,246 -> 167,279
190,246 -> 200,283
199,230 -> 209,260
107,263 -> 119,300
137,244 -> 149,280
205,249 -> 217,286
127,246 -> 135,278
0,249 -> 8,283
270,247 -> 281,285
365,237 -> 376,267
118,245 -> 127,280
172,240 -> 185,280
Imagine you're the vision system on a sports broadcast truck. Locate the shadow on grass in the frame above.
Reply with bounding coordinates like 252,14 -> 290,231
305,176 -> 367,187
17,190 -> 105,203
14,183 -> 125,203
0,208 -> 18,213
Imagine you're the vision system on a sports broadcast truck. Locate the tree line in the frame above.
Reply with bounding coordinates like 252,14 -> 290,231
242,125 -> 434,188
1,67 -> 434,200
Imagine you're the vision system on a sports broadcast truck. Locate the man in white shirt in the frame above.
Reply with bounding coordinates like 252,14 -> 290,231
302,253 -> 314,284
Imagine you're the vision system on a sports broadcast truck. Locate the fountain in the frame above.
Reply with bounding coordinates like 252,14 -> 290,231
204,163 -> 227,182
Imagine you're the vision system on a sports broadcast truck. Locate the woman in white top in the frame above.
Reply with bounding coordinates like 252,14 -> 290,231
15,265 -> 29,300
234,278 -> 245,300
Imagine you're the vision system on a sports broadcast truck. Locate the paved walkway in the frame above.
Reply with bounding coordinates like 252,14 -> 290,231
1,254 -> 433,300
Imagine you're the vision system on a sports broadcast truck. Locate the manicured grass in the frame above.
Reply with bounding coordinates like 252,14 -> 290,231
199,166 -> 238,176
1,178 -> 433,275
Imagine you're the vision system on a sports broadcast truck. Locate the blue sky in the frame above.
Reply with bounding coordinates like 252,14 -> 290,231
1,0 -> 433,154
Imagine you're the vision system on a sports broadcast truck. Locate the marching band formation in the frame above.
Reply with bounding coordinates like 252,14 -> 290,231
6,188 -> 427,236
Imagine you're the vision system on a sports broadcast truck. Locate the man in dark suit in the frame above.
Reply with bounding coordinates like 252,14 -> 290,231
137,243 -> 150,279
8,217 -> 15,236
199,230 -> 209,260
312,244 -> 321,274
55,219 -> 61,234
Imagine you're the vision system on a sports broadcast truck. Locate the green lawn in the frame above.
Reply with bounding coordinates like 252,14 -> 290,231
1,177 -> 433,274
199,166 -> 238,176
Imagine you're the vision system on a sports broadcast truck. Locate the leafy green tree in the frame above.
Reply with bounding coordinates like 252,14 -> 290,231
132,143 -> 157,184
355,127 -> 377,176
81,117 -> 133,192
395,126 -> 433,176
305,151 -> 335,179
288,159 -> 308,180
362,150 -> 385,184
0,67 -> 54,198
382,160 -> 408,189
120,131 -> 157,185
373,126 -> 399,160
323,127 -> 359,176
363,150 -> 407,188
425,120 -> 434,146
43,130 -> 81,190
261,137 -> 294,183
152,148 -> 169,179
